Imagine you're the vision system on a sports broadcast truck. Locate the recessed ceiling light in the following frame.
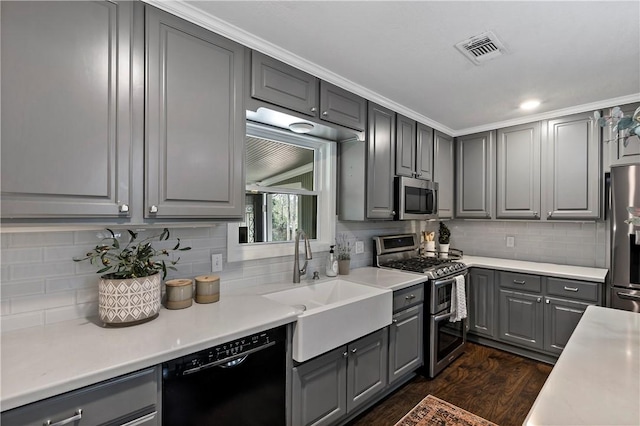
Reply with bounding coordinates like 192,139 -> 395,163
520,100 -> 541,110
288,122 -> 314,134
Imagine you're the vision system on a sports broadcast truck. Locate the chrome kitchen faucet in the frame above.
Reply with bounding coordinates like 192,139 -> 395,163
293,229 -> 313,284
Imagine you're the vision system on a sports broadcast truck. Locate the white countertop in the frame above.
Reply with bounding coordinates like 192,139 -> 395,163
0,295 -> 298,411
524,306 -> 640,425
463,256 -> 608,282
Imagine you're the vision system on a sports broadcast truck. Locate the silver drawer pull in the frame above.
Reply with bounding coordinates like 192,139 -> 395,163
617,292 -> 640,301
405,294 -> 416,300
513,280 -> 526,285
563,286 -> 579,292
121,412 -> 157,426
44,409 -> 82,426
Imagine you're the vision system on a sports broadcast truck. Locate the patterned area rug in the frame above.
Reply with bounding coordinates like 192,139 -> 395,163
394,395 -> 498,426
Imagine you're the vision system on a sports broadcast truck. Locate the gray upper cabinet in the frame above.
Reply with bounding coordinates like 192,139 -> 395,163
251,51 -> 319,117
145,6 -> 245,219
456,131 -> 495,219
542,112 -> 600,220
416,123 -> 434,181
433,131 -> 455,219
395,115 -> 417,178
1,1 -> 134,218
395,117 -> 434,181
496,122 -> 541,219
604,102 -> 640,170
367,103 -> 396,219
319,81 -> 367,131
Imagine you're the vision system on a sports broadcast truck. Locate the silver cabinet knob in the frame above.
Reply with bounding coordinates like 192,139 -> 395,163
486,212 -> 491,218
537,297 -> 542,303
533,211 -> 539,218
118,203 -> 129,213
391,211 -> 396,216
322,111 -> 328,116
546,299 -> 550,304
310,107 -> 317,113
149,205 -> 158,213
351,348 -> 357,354
392,319 -> 398,324
343,351 -> 348,358
548,211 -> 553,218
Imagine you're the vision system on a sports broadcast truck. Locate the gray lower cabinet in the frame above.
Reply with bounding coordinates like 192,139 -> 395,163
455,131 -> 495,219
433,131 -> 455,219
388,304 -> 423,384
604,102 -> 640,170
292,329 -> 388,426
1,367 -> 160,426
543,112 -> 600,220
145,6 -> 245,219
1,1 -> 134,218
496,122 -> 542,219
543,296 -> 591,355
468,268 -> 496,338
498,289 -> 544,351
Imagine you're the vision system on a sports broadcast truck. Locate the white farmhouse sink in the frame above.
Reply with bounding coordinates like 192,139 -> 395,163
262,279 -> 392,362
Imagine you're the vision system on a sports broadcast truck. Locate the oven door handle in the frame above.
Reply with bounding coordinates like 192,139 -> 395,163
434,311 -> 456,322
432,271 -> 468,288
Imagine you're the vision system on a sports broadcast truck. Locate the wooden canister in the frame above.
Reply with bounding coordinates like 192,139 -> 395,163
195,275 -> 220,304
165,278 -> 193,309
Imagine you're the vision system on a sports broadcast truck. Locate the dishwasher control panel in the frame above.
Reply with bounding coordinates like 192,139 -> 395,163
162,326 -> 285,378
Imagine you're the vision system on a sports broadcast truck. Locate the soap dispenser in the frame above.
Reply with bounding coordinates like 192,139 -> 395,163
326,245 -> 338,277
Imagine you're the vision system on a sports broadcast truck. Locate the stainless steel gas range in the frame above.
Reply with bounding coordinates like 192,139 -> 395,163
374,233 -> 468,378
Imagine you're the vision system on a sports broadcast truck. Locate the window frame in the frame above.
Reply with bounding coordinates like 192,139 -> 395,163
227,122 -> 336,262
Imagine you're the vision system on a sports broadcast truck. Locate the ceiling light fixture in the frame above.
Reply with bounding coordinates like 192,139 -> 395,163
288,122 -> 314,134
520,100 -> 541,110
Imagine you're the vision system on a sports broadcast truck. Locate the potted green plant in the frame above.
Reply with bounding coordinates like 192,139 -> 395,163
74,228 -> 191,326
336,233 -> 352,275
438,222 -> 451,259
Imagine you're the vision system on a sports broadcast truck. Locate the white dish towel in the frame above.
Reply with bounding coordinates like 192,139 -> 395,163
449,275 -> 467,322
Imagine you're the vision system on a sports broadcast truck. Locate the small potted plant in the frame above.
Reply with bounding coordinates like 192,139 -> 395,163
336,233 -> 352,275
438,222 -> 451,259
74,228 -> 190,326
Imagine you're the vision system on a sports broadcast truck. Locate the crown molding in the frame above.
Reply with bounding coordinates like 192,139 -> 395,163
142,1 -> 639,138
455,93 -> 640,136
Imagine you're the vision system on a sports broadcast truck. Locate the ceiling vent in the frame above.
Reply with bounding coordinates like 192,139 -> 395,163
455,31 -> 507,65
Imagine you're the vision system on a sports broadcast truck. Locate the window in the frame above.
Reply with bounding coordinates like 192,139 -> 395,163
227,122 -> 336,262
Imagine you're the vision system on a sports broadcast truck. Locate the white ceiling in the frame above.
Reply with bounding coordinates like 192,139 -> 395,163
153,1 -> 640,136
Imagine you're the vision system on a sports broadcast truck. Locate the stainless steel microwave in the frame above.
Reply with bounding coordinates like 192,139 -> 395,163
394,176 -> 438,220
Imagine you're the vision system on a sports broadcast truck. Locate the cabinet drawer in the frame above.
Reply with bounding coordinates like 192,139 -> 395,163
546,277 -> 600,302
498,272 -> 541,293
1,367 -> 159,426
393,284 -> 424,312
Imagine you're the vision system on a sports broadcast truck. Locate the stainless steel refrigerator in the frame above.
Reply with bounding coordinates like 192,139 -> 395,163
609,163 -> 640,312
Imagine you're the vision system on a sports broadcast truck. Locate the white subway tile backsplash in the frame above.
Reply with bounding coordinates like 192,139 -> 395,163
76,288 -> 99,304
1,248 -> 43,264
11,262 -> 75,281
1,311 -> 44,332
46,275 -> 97,292
11,291 -> 75,314
10,231 -> 75,247
1,280 -> 45,299
1,300 -> 11,315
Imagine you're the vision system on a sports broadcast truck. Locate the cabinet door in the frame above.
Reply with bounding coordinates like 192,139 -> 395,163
1,1 -> 133,218
543,297 -> 591,355
251,51 -> 319,117
433,131 -> 455,219
496,122 -> 541,219
346,329 -> 388,413
292,347 -> 347,426
468,268 -> 496,338
388,305 -> 423,385
498,289 -> 544,350
604,102 -> 640,169
146,6 -> 245,218
367,103 -> 396,219
319,81 -> 366,131
416,123 -> 434,181
395,115 -> 417,178
543,112 -> 600,220
456,131 -> 495,219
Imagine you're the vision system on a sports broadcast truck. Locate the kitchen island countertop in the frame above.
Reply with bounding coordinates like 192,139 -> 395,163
524,305 -> 640,425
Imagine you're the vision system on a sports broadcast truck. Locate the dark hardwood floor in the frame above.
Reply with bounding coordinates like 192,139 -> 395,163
347,343 -> 553,426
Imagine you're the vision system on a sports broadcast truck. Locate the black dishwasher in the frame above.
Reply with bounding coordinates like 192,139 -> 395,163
162,325 -> 287,426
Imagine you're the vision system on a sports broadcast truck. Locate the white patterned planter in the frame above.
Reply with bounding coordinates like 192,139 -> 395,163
98,273 -> 161,326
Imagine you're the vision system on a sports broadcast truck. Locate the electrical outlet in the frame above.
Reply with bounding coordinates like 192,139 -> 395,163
355,241 -> 364,254
506,236 -> 515,248
211,254 -> 223,272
